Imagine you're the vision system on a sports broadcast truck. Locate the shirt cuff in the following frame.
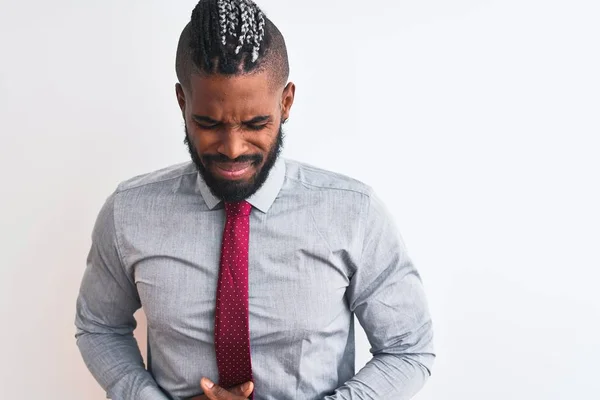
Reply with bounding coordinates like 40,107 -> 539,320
138,385 -> 171,400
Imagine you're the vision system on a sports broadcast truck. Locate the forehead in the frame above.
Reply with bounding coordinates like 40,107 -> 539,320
188,71 -> 280,117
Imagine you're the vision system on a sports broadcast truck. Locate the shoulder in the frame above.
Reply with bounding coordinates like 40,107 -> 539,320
283,158 -> 374,199
283,159 -> 395,227
114,161 -> 197,194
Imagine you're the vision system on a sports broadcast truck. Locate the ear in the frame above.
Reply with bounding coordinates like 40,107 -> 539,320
280,82 -> 295,122
175,83 -> 187,118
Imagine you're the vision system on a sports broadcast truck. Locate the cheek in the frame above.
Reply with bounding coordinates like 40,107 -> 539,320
252,128 -> 279,151
195,135 -> 215,152
251,137 -> 273,153
187,125 -> 217,152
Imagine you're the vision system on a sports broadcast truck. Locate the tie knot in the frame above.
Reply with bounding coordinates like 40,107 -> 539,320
225,200 -> 252,217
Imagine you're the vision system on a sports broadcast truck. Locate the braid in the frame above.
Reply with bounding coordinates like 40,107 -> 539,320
254,7 -> 266,62
244,2 -> 257,55
224,1 -> 238,41
217,0 -> 228,45
176,0 -> 289,87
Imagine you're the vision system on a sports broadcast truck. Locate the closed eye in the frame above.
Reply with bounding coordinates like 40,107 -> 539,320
195,122 -> 220,130
246,124 -> 268,131
192,115 -> 220,129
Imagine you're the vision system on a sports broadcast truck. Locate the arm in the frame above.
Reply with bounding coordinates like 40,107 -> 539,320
75,191 -> 169,400
325,190 -> 435,400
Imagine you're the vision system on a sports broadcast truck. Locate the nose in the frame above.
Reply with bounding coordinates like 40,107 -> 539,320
217,129 -> 249,161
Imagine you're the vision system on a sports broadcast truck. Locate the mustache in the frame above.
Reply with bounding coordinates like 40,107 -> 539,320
201,153 -> 263,165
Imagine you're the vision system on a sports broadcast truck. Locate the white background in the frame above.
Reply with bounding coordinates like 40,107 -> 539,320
1,0 -> 599,399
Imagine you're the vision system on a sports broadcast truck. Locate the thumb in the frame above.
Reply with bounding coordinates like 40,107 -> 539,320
227,381 -> 254,398
200,378 -> 230,399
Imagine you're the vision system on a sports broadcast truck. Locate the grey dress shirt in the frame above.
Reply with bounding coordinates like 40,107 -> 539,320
75,157 -> 435,400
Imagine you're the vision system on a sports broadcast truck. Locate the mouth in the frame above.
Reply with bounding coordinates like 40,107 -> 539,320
212,161 -> 255,180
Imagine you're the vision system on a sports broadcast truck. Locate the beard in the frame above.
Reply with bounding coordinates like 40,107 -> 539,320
184,124 -> 285,202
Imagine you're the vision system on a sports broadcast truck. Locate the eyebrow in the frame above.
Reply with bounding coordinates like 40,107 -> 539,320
192,115 -> 272,124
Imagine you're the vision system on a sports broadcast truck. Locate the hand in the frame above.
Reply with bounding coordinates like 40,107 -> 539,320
189,377 -> 254,400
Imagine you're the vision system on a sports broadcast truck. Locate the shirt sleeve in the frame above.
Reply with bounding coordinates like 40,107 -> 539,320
74,191 -> 170,400
324,189 -> 435,400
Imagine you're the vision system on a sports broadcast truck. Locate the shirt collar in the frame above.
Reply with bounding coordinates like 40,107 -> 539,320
196,156 -> 286,214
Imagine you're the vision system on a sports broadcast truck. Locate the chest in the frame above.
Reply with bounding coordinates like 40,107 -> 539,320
130,210 -> 352,344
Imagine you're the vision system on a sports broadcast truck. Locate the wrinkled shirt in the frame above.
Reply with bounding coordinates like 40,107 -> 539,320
75,157 -> 435,400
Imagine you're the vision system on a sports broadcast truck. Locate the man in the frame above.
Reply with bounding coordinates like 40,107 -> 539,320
75,1 -> 435,399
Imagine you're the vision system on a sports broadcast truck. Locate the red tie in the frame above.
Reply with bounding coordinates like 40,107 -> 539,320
214,200 -> 254,395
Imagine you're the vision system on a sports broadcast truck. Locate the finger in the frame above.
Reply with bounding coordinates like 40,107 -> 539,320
227,381 -> 254,398
200,377 -> 235,400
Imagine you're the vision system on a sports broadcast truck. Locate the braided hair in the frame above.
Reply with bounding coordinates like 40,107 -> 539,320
176,0 -> 289,89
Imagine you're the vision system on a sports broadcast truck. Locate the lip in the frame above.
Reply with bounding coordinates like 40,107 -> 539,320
213,162 -> 254,179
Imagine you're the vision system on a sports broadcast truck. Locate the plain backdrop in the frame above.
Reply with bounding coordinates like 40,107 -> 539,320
1,0 -> 599,399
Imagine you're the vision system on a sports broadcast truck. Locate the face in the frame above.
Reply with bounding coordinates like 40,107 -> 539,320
176,71 -> 295,202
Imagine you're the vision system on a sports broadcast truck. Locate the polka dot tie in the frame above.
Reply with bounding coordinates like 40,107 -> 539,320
214,200 -> 254,397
